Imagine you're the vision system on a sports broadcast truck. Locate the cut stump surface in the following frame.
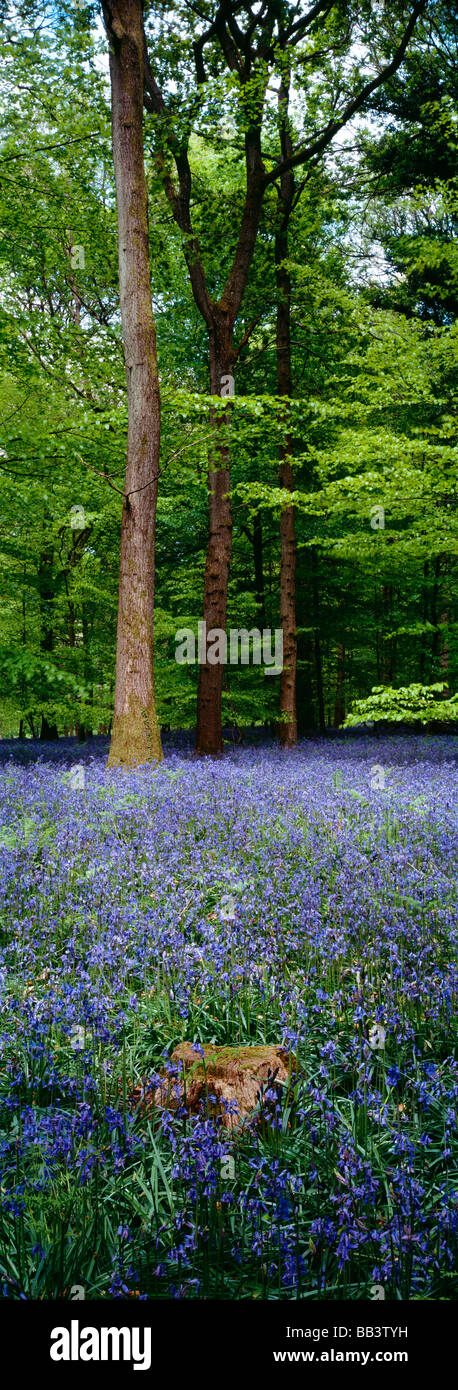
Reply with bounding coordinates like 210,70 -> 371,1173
139,1043 -> 294,1130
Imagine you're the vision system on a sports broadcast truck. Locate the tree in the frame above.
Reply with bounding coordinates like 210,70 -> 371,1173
1,0 -> 454,746
141,0 -> 429,752
275,72 -> 297,746
102,0 -> 162,766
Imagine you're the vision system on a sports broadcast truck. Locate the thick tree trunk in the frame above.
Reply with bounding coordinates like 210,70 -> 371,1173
40,717 -> 58,741
103,0 -> 162,768
196,320 -> 233,754
276,80 -> 297,747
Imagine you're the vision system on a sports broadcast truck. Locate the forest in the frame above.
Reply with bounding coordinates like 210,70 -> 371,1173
0,0 -> 456,756
0,0 -> 456,1330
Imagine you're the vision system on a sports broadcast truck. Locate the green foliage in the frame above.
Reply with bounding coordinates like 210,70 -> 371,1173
0,2 -> 456,737
345,681 -> 458,726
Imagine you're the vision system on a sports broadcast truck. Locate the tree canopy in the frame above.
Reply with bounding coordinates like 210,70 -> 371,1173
0,0 -> 456,748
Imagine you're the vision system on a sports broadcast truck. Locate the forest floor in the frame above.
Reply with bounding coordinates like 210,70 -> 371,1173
0,735 -> 456,1300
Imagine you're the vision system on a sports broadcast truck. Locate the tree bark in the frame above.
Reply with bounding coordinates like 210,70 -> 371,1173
253,511 -> 266,628
382,583 -> 394,683
102,0 -> 162,767
439,608 -> 449,684
434,556 -> 449,689
312,548 -> 325,734
39,542 -> 58,740
334,643 -> 345,727
196,316 -> 234,754
275,78 -> 297,747
419,559 -> 429,682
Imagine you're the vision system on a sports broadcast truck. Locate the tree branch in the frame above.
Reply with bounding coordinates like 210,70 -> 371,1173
263,0 -> 429,186
142,36 -> 215,328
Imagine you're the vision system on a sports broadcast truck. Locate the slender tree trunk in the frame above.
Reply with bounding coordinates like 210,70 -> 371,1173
314,626 -> 325,734
276,79 -> 297,747
420,559 -> 429,681
334,643 -> 345,727
312,549 -> 325,733
68,598 -> 75,651
196,319 -> 233,754
439,612 -> 449,685
68,232 -> 82,328
253,511 -> 266,628
39,543 -> 58,741
431,555 -> 442,669
436,557 -> 449,691
67,596 -> 85,739
382,583 -> 394,683
20,579 -> 27,740
103,0 -> 162,767
374,582 -> 381,682
78,604 -> 92,740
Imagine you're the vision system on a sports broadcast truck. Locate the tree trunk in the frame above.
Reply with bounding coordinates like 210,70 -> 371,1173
436,557 -> 449,691
382,583 -> 394,683
79,603 -> 92,739
196,319 -> 233,754
419,559 -> 429,682
39,543 -> 58,740
334,643 -> 345,727
253,511 -> 266,627
276,78 -> 297,747
103,0 -> 162,768
439,611 -> 449,686
312,549 -> 325,734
